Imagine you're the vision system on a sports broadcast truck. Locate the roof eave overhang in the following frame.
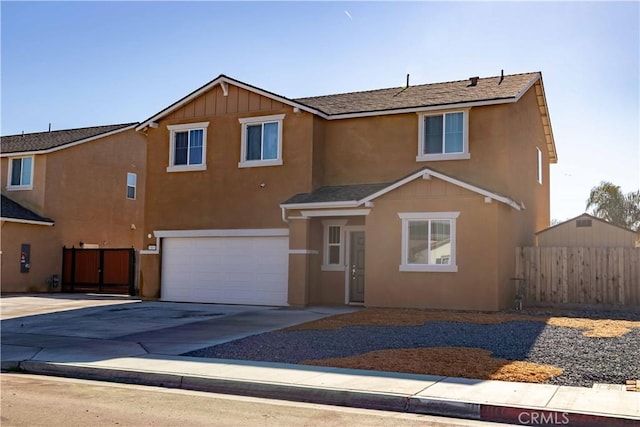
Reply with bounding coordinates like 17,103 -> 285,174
315,97 -> 517,121
359,168 -> 522,211
136,76 -> 328,132
281,168 -> 522,212
0,217 -> 54,226
532,76 -> 558,164
279,200 -> 360,210
0,124 -> 137,158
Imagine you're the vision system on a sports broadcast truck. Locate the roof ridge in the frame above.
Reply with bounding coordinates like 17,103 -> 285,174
294,71 -> 540,101
1,122 -> 137,138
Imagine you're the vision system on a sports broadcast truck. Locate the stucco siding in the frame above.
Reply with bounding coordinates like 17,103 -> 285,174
1,128 -> 146,293
505,84 -> 551,243
43,128 -> 146,249
1,155 -> 47,215
365,178 -> 501,311
0,222 -> 58,292
319,105 -> 511,196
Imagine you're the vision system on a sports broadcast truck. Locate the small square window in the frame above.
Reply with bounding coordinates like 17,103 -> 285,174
239,114 -> 285,168
399,212 -> 459,272
127,173 -> 137,200
8,156 -> 33,190
417,111 -> 469,162
167,122 -> 209,172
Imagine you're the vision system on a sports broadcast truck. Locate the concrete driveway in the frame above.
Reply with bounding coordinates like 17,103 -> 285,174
1,294 -> 357,366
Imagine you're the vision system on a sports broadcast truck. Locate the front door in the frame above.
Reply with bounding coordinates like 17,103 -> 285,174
349,231 -> 365,303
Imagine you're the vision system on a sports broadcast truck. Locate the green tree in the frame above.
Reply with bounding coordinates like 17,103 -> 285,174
586,181 -> 640,231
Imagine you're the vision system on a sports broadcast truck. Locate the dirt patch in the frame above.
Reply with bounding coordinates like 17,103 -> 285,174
302,347 -> 563,383
288,308 -> 640,337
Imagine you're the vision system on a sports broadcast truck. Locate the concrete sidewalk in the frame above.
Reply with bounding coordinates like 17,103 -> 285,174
6,355 -> 639,426
1,296 -> 638,426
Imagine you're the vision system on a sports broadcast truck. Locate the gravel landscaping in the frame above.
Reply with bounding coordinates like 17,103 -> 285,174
184,310 -> 640,388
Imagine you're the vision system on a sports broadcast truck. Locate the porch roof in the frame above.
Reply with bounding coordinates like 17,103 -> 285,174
283,182 -> 390,205
1,195 -> 54,225
281,166 -> 522,211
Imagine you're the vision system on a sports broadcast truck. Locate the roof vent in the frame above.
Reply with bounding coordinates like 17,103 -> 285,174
468,76 -> 479,87
499,69 -> 504,85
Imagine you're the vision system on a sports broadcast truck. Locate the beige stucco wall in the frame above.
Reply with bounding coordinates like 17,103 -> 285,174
1,128 -> 146,293
1,155 -> 47,214
140,84 -> 317,297
141,82 -> 552,309
364,178 -> 502,311
537,215 -> 638,247
320,106 -> 511,193
0,221 -> 58,292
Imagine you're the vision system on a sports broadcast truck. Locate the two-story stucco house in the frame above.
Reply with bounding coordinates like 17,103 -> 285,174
1,124 -> 146,292
136,71 -> 557,311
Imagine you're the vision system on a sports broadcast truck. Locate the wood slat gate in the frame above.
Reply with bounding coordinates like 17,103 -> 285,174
62,247 -> 135,295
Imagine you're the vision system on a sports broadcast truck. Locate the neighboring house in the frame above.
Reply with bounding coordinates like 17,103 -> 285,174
536,213 -> 639,247
1,124 -> 146,292
136,71 -> 557,311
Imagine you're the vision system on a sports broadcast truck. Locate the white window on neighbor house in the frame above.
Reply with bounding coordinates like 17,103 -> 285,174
417,110 -> 470,162
398,212 -> 459,272
322,219 -> 347,271
238,114 -> 285,168
8,156 -> 34,190
536,147 -> 543,184
127,173 -> 137,200
167,122 -> 209,172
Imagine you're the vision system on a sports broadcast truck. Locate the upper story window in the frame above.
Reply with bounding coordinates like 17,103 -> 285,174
536,147 -> 543,184
167,122 -> 209,172
8,156 -> 33,190
417,110 -> 470,162
238,114 -> 285,168
127,173 -> 137,200
398,212 -> 459,273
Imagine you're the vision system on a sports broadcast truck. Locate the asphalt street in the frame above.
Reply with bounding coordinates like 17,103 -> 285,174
1,373 -> 503,427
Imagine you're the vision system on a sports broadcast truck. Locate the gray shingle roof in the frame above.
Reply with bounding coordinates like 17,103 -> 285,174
1,123 -> 137,154
283,183 -> 391,205
294,72 -> 539,116
1,195 -> 54,224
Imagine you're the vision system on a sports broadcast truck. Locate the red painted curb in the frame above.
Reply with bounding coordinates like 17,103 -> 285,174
481,405 -> 638,426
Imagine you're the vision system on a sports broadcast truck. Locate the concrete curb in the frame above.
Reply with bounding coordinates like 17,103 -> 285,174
15,361 -> 640,426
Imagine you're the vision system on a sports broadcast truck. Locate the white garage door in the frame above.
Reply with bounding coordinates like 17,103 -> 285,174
161,236 -> 289,306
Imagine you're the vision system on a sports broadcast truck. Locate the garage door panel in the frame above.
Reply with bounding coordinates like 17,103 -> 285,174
161,236 -> 288,306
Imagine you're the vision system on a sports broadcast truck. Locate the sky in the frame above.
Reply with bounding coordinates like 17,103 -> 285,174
1,1 -> 638,222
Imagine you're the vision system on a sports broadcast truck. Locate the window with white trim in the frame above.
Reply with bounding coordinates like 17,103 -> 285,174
398,212 -> 459,272
126,173 -> 137,200
8,156 -> 33,190
536,147 -> 543,184
167,122 -> 209,172
322,219 -> 347,271
417,111 -> 469,162
238,114 -> 285,168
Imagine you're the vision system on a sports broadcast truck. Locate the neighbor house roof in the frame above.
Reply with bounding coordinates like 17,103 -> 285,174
294,72 -> 540,116
1,195 -> 54,226
282,166 -> 522,211
1,123 -> 137,156
536,213 -> 639,235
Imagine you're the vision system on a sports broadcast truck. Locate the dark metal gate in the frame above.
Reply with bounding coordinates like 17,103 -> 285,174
62,247 -> 135,295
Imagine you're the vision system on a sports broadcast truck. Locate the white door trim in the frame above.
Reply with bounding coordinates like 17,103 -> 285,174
343,226 -> 365,304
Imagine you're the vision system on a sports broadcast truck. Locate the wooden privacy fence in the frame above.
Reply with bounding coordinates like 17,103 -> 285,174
515,247 -> 640,306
